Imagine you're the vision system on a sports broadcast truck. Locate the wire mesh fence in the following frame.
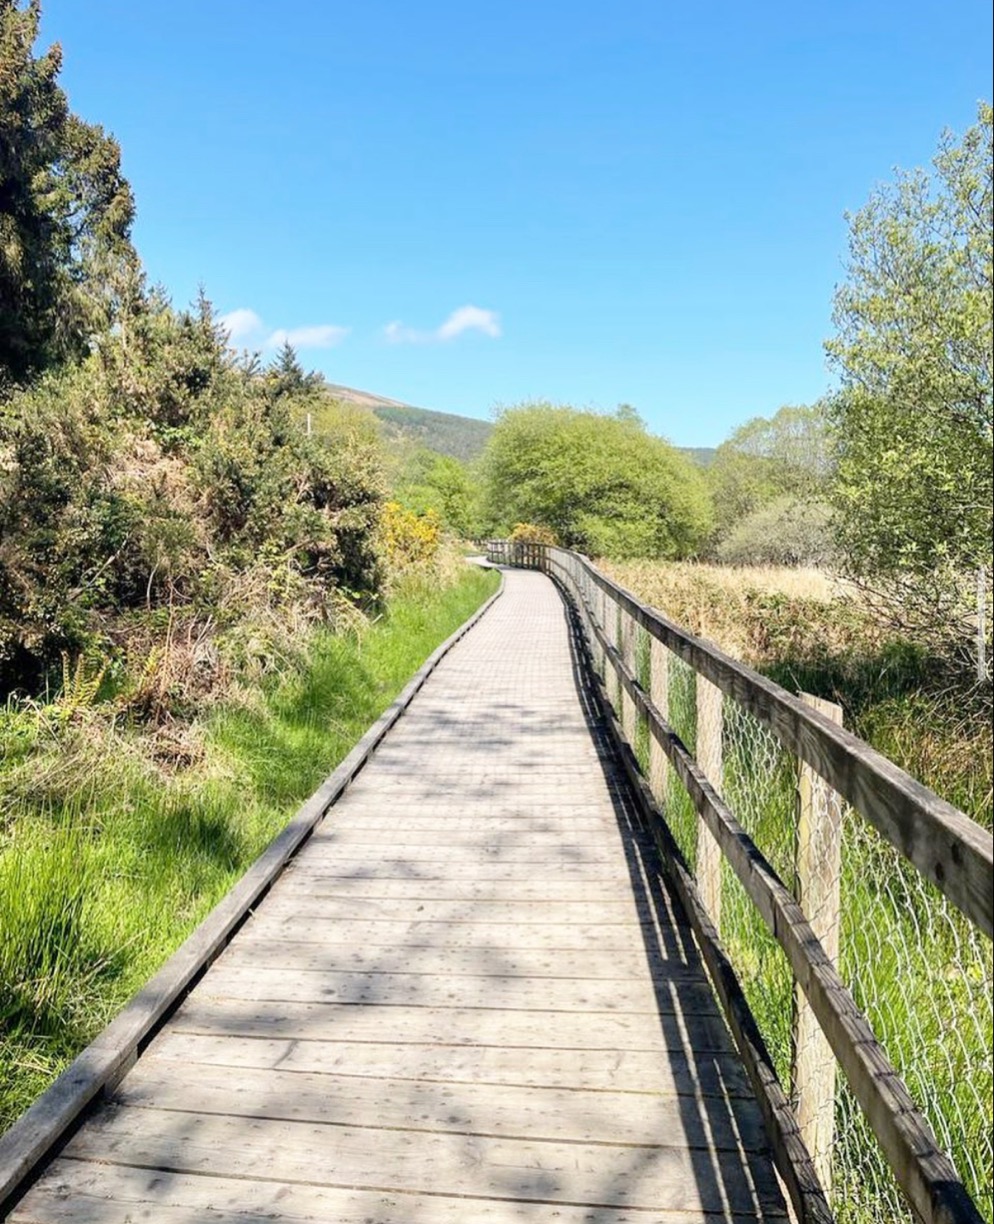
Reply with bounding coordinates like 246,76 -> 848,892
661,638 -> 993,1223
531,544 -> 993,1224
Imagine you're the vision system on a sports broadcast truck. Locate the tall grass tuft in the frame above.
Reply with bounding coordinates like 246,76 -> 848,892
0,821 -> 101,1034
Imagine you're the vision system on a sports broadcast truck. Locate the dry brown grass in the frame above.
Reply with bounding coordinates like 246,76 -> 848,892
600,560 -> 872,666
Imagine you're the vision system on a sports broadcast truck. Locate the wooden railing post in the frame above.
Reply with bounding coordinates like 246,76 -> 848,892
695,674 -> 723,926
648,637 -> 669,806
606,594 -> 621,709
619,610 -> 637,743
591,572 -> 605,681
793,693 -> 844,1195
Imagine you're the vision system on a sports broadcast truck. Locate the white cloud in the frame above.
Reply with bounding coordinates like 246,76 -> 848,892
219,307 -> 265,344
437,305 -> 501,340
384,304 -> 502,345
383,321 -> 425,344
219,308 -> 349,351
268,324 -> 350,349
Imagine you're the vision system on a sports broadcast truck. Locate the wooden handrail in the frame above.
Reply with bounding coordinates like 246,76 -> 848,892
486,540 -> 992,1224
501,543 -> 992,938
581,585 -> 978,1224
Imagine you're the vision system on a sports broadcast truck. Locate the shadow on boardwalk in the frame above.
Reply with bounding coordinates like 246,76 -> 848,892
11,569 -> 786,1223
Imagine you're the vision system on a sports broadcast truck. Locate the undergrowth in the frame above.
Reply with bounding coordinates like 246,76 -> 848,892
0,563 -> 498,1129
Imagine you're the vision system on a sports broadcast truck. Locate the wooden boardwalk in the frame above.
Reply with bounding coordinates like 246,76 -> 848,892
10,569 -> 788,1223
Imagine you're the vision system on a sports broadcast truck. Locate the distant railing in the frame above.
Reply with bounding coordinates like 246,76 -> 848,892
486,542 -> 993,1224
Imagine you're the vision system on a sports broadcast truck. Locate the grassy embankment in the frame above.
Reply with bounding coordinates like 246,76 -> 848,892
0,563 -> 498,1131
602,559 -> 993,1223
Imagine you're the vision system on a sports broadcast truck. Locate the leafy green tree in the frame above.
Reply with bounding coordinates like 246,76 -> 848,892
715,496 -> 834,567
393,447 -> 480,537
482,403 -> 712,559
708,403 -> 831,544
826,103 -> 993,647
0,0 -> 136,386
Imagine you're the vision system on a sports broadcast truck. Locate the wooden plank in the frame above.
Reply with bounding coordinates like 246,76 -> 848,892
255,896 -> 643,924
316,814 -> 617,832
277,871 -> 641,901
195,963 -> 689,1013
141,1029 -> 757,1098
216,937 -> 681,979
282,856 -> 633,880
171,997 -> 737,1050
310,832 -> 624,851
112,1059 -> 773,1150
240,916 -> 661,951
59,1105 -> 788,1216
298,844 -> 625,864
12,1161 -> 790,1224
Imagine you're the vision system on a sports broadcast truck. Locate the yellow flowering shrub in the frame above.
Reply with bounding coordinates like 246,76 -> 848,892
509,522 -> 558,546
381,501 -> 442,567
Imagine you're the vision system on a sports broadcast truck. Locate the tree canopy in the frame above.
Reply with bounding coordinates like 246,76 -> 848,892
826,103 -> 993,643
1,0 -> 136,386
482,403 -> 712,559
707,402 -> 831,543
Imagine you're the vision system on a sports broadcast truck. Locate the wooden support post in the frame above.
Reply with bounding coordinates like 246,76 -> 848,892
793,692 -> 844,1196
695,675 -> 723,927
607,597 -> 621,710
595,583 -> 606,681
620,611 -> 636,743
649,636 -> 669,806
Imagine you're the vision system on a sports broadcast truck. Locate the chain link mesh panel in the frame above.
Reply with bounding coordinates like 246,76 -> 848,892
834,820 -> 993,1222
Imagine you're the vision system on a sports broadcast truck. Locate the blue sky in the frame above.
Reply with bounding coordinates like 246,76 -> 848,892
43,1 -> 992,446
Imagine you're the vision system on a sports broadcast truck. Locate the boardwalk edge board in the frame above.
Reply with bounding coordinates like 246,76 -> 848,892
535,549 -> 986,1224
0,566 -> 505,1216
550,579 -> 834,1224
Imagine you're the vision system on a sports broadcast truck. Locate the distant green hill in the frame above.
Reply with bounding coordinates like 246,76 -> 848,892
681,446 -> 717,468
371,404 -> 493,464
322,382 -> 717,468
323,383 -> 492,463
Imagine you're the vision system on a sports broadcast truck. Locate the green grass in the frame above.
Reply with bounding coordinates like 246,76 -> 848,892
0,564 -> 498,1129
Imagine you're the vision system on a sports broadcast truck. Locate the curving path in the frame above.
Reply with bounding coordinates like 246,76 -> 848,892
11,568 -> 788,1223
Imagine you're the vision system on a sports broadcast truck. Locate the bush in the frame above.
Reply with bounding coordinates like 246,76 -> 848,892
509,522 -> 558,546
0,291 -> 385,697
716,496 -> 835,567
380,501 -> 441,569
482,403 -> 712,558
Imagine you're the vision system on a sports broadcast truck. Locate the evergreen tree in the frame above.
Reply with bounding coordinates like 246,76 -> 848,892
0,0 -> 136,386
